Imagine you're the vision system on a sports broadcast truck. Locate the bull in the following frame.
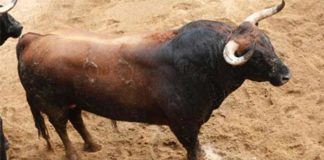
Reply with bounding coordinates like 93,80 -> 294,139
0,0 -> 23,159
17,0 -> 290,160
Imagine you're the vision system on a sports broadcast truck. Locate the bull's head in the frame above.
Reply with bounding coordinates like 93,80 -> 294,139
223,0 -> 290,86
0,0 -> 22,46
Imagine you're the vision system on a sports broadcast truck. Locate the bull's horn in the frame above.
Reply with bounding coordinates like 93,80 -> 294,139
244,0 -> 285,24
0,0 -> 18,14
223,40 -> 255,66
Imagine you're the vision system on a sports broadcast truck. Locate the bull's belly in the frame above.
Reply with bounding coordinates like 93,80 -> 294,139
76,98 -> 168,125
20,64 -> 169,125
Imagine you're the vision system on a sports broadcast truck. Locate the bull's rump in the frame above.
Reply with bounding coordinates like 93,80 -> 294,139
18,33 -> 170,124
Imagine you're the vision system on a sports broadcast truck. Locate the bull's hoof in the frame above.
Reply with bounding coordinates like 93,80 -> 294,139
84,143 -> 101,152
46,142 -> 54,152
66,148 -> 81,160
47,145 -> 54,152
45,139 -> 53,151
66,152 -> 81,160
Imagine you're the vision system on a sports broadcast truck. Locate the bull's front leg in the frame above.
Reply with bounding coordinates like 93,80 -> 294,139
164,102 -> 204,160
169,120 -> 203,160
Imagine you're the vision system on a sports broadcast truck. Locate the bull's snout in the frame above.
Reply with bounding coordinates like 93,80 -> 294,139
270,64 -> 291,86
10,24 -> 23,38
17,25 -> 23,32
279,71 -> 291,85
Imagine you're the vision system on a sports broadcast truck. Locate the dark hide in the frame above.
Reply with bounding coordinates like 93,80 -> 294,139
16,20 -> 290,160
0,117 -> 7,160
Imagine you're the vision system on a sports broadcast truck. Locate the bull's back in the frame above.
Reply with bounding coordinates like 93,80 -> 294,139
17,32 -> 122,95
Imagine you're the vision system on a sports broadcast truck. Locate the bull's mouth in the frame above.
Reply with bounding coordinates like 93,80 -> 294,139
12,31 -> 22,38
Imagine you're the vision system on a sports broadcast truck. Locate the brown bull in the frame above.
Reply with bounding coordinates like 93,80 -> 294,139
17,1 -> 290,160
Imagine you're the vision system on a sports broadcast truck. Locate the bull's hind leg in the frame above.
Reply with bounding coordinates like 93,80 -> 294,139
48,109 -> 80,160
68,108 -> 101,152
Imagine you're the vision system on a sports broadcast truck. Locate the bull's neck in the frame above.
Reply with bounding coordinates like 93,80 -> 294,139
197,41 -> 246,105
159,30 -> 246,107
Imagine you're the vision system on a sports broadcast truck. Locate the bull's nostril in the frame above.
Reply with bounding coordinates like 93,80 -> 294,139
282,73 -> 291,81
282,77 -> 289,81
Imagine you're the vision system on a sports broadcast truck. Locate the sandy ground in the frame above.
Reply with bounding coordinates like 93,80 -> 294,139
0,0 -> 323,159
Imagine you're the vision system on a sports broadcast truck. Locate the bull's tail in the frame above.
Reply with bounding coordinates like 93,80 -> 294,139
16,32 -> 42,60
28,99 -> 53,151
